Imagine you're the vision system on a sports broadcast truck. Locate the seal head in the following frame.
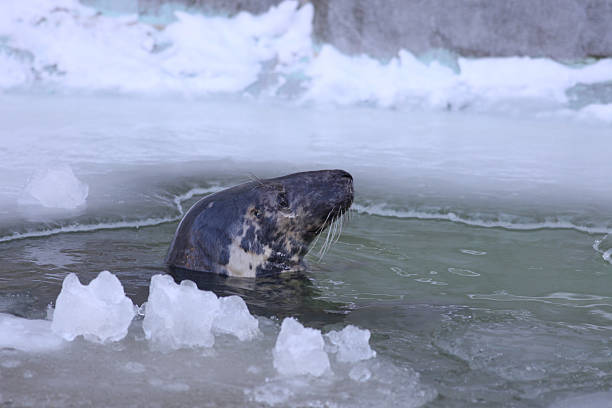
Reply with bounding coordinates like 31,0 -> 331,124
166,170 -> 354,277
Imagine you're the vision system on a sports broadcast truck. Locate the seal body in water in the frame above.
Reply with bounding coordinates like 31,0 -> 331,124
166,170 -> 353,277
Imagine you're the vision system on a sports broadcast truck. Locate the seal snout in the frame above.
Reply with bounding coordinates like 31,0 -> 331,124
332,169 -> 354,212
323,169 -> 354,208
335,169 -> 353,182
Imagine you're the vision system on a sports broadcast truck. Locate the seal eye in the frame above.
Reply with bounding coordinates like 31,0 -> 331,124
252,208 -> 262,218
277,192 -> 289,209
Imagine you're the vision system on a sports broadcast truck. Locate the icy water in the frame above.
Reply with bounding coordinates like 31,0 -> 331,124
0,94 -> 611,407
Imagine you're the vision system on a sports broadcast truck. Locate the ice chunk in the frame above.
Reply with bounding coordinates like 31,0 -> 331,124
0,313 -> 64,352
213,295 -> 260,341
143,275 -> 259,348
273,317 -> 330,377
51,271 -> 135,343
326,325 -> 376,363
143,275 -> 220,349
19,165 -> 88,209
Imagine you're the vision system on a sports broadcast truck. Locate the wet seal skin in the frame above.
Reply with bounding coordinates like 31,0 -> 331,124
166,170 -> 354,277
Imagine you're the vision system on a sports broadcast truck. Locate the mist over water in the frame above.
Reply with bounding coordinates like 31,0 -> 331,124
1,94 -> 610,240
0,1 -> 611,407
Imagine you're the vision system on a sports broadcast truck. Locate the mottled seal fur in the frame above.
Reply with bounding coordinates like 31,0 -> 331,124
166,170 -> 354,277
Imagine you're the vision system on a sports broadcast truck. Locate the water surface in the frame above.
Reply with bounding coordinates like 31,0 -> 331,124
1,94 -> 611,407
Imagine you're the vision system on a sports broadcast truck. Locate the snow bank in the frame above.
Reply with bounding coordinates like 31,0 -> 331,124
1,0 -> 611,117
0,0 -> 312,94
303,45 -> 612,109
51,271 -> 136,342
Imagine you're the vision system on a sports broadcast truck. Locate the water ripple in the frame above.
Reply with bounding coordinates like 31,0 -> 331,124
448,268 -> 480,277
460,249 -> 487,256
469,291 -> 612,308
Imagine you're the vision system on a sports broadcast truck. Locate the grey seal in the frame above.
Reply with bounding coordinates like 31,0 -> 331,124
166,170 -> 354,277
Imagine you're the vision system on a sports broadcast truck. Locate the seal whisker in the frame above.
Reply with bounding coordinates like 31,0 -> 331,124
316,227 -> 328,259
329,213 -> 341,251
332,213 -> 340,244
308,206 -> 336,260
324,212 -> 336,255
327,218 -> 337,253
306,223 -> 324,257
326,226 -> 335,256
318,217 -> 334,260
320,207 -> 340,260
333,211 -> 344,245
317,207 -> 335,234
316,206 -> 351,261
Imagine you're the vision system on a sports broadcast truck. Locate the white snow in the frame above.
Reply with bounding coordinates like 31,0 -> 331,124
51,271 -> 136,342
272,317 -> 330,377
0,0 -> 312,94
303,45 -> 612,110
0,0 -> 611,118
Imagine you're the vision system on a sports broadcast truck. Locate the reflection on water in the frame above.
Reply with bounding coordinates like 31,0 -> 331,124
168,267 -> 351,327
